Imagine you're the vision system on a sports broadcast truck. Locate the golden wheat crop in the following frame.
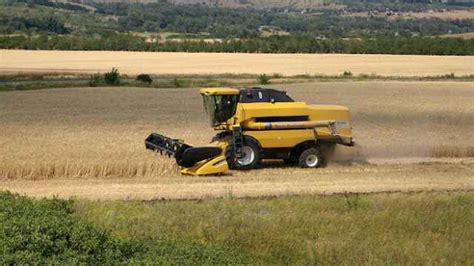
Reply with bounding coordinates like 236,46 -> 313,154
0,87 -> 209,180
1,50 -> 473,77
0,81 -> 473,182
2,162 -> 473,200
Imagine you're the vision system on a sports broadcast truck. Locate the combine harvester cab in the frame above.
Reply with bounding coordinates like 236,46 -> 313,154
145,87 -> 354,176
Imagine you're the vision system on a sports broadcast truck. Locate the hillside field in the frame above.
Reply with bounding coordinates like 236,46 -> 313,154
1,50 -> 473,77
0,81 -> 472,200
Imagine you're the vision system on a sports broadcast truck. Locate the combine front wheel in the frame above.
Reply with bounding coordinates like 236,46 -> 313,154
225,138 -> 260,170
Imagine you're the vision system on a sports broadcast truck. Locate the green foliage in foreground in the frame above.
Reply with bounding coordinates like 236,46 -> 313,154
0,191 -> 248,264
0,191 -> 140,264
77,192 -> 474,264
0,191 -> 472,264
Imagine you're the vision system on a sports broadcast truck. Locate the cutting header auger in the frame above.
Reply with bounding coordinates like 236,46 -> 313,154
145,87 -> 354,176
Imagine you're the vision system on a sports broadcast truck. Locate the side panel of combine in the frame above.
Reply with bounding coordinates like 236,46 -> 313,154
244,129 -> 315,148
236,102 -> 310,122
237,102 -> 353,148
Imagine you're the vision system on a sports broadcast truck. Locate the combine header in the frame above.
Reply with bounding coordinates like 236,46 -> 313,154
145,87 -> 353,175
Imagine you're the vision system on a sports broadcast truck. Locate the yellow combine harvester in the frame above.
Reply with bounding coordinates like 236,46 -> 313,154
145,87 -> 354,175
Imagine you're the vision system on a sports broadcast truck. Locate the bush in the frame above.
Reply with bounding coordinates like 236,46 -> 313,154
342,71 -> 353,77
272,73 -> 283,79
257,74 -> 270,85
136,74 -> 153,84
172,78 -> 186,88
441,73 -> 455,79
104,67 -> 120,85
88,73 -> 103,87
0,191 -> 141,264
0,192 -> 248,264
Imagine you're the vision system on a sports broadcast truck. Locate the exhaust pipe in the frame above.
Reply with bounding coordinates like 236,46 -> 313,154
242,119 -> 336,133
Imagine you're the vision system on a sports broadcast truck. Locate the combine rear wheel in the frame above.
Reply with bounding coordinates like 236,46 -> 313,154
299,148 -> 325,168
225,138 -> 261,170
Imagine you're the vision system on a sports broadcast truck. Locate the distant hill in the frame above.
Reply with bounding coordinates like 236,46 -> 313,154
169,0 -> 474,10
168,0 -> 330,10
76,0 -> 328,8
2,0 -> 473,54
77,0 -> 156,3
76,0 -> 473,9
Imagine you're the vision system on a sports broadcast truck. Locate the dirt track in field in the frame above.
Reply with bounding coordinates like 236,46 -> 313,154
0,81 -> 473,200
1,50 -> 473,76
1,160 -> 473,200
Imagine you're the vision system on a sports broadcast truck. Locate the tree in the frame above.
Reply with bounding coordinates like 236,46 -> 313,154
104,68 -> 120,85
258,74 -> 271,85
136,74 -> 153,84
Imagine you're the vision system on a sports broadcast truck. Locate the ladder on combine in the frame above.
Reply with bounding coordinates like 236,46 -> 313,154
233,126 -> 244,159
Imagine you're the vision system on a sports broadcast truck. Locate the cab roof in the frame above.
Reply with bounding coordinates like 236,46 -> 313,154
200,87 -> 240,95
200,87 -> 294,103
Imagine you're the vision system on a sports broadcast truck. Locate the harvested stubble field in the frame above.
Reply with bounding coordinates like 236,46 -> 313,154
1,50 -> 473,77
0,81 -> 473,200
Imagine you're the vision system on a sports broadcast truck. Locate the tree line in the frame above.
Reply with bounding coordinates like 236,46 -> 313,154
1,34 -> 472,55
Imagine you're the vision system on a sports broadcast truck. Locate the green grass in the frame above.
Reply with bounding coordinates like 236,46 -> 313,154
1,191 -> 472,263
76,192 -> 474,264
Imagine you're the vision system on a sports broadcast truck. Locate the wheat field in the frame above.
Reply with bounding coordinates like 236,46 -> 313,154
0,81 -> 473,199
1,50 -> 473,76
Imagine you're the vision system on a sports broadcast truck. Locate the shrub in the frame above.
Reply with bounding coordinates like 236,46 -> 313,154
357,73 -> 377,79
0,191 -> 141,264
136,74 -> 153,84
258,74 -> 270,85
272,73 -> 283,79
293,74 -> 311,78
88,73 -> 103,87
172,78 -> 186,88
342,71 -> 353,77
441,73 -> 455,79
104,67 -> 120,85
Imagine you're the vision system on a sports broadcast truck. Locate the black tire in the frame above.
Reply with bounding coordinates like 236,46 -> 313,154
225,137 -> 261,170
298,148 -> 325,168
